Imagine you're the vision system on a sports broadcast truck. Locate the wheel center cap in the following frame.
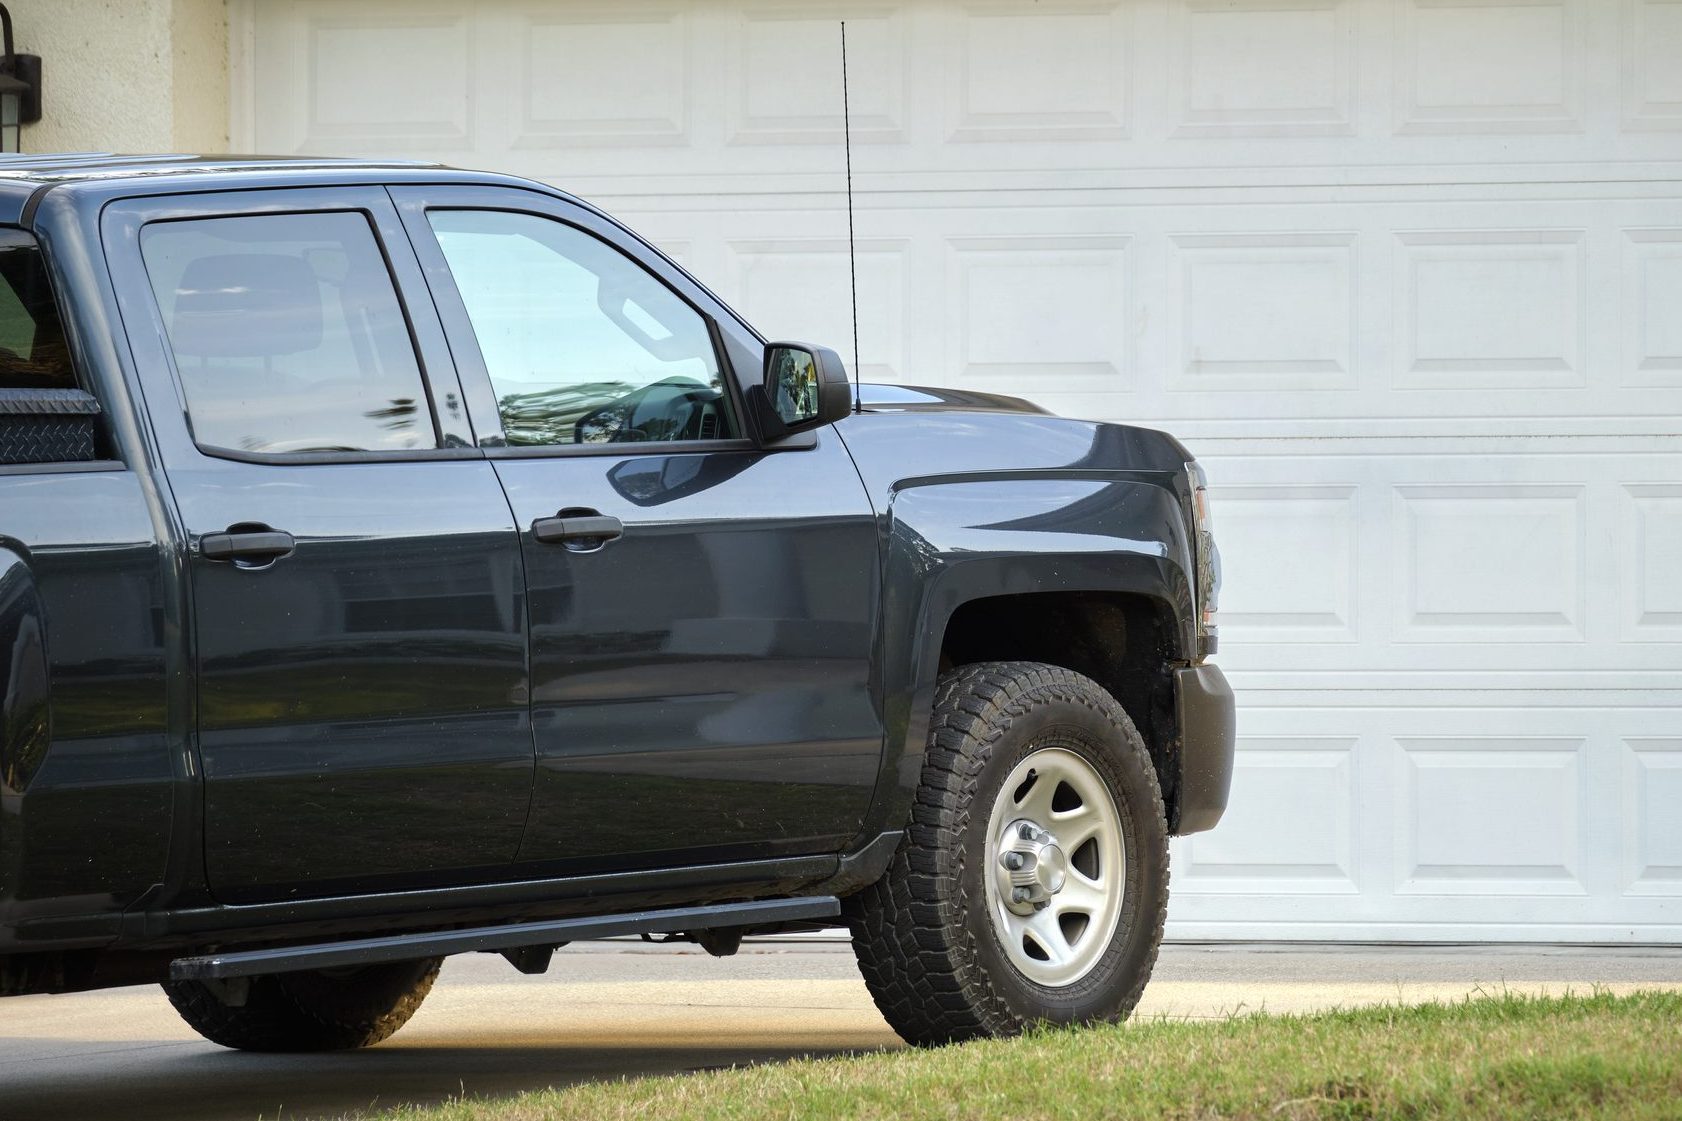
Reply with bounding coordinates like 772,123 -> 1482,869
1037,843 -> 1068,894
996,819 -> 1068,913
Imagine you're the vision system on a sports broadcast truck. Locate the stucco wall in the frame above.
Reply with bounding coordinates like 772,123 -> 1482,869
8,0 -> 227,154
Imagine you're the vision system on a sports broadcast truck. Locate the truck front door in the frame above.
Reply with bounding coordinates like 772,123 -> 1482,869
392,186 -> 883,875
105,189 -> 533,903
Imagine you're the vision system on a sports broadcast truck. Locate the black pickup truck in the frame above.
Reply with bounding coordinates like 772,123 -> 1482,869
0,154 -> 1233,1051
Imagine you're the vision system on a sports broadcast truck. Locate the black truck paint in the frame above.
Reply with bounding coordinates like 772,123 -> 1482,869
0,155 -> 1233,998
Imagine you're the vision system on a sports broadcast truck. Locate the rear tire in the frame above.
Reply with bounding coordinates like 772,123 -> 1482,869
846,661 -> 1169,1046
163,957 -> 442,1052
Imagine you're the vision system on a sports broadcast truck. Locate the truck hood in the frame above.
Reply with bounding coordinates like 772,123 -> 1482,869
856,383 -> 1050,415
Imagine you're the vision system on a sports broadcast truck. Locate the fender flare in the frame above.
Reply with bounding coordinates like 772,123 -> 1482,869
851,476 -> 1194,845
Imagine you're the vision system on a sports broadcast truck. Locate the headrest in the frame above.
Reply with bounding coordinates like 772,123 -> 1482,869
167,253 -> 322,359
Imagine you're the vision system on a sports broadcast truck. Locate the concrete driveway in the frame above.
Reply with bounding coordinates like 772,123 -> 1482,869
0,939 -> 1677,1121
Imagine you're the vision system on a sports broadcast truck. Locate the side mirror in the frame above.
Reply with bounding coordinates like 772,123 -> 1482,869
760,342 -> 852,434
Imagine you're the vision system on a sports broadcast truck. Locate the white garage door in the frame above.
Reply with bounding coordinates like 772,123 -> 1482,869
235,0 -> 1682,942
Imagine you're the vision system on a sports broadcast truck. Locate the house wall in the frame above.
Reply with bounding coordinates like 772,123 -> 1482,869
9,0 -> 228,154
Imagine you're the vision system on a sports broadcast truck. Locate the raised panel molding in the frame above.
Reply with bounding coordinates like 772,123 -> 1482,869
726,238 -> 909,381
511,6 -> 689,147
1170,0 -> 1355,138
302,7 -> 473,149
1394,484 -> 1586,642
1169,233 -> 1356,390
1395,231 -> 1586,389
947,236 -> 1130,394
1179,737 -> 1359,893
1211,485 -> 1358,643
951,2 -> 1130,142
1622,0 -> 1682,130
1395,0 -> 1583,135
1622,739 -> 1682,893
730,6 -> 906,144
1619,485 -> 1682,641
1622,229 -> 1682,385
1397,737 -> 1587,894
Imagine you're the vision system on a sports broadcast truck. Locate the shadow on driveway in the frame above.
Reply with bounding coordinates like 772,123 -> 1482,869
0,1033 -> 893,1121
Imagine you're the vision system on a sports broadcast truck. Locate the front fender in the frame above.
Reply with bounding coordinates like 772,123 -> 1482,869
853,474 -> 1194,843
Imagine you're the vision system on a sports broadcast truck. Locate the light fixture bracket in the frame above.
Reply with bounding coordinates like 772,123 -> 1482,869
0,2 -> 40,125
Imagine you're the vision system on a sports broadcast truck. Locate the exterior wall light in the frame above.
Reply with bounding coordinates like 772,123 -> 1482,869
0,4 -> 42,154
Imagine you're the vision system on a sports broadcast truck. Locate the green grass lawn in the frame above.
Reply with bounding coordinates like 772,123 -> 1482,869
352,990 -> 1682,1121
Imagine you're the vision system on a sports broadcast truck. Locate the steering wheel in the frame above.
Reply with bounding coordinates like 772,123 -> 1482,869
573,379 -> 721,444
574,400 -> 645,444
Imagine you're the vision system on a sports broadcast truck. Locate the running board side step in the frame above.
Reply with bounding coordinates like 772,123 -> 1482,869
169,896 -> 841,981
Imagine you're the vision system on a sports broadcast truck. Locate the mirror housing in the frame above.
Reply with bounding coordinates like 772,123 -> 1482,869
755,342 -> 853,438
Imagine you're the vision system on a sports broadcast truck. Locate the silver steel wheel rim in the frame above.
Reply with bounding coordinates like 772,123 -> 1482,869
983,745 -> 1125,988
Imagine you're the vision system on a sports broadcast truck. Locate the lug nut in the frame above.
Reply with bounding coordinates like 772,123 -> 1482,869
1011,886 -> 1032,904
1018,822 -> 1036,840
1002,851 -> 1025,871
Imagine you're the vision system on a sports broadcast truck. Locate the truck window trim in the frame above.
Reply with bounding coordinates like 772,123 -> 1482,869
132,203 -> 467,467
0,459 -> 128,477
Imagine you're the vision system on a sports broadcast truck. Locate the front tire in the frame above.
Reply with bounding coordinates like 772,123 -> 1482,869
846,661 -> 1168,1046
163,957 -> 443,1052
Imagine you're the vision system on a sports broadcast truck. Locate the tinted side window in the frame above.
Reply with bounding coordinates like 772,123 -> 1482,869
0,238 -> 75,392
428,210 -> 738,447
0,232 -> 106,466
141,212 -> 435,456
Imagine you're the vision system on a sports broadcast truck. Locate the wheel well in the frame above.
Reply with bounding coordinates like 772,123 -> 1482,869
938,591 -> 1186,831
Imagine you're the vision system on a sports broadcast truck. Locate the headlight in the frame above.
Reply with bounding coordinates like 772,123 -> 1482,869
1186,460 -> 1220,653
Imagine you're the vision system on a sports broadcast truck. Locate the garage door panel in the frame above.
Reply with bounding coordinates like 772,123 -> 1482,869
509,5 -> 693,150
1176,736 -> 1362,894
1393,0 -> 1584,137
1167,0 -> 1356,140
1396,736 -> 1589,896
1211,485 -> 1360,644
1623,739 -> 1682,895
1393,484 -> 1586,644
1625,229 -> 1682,385
1625,0 -> 1682,132
1167,233 -> 1357,392
1394,230 -> 1586,390
1620,485 -> 1682,642
728,6 -> 909,146
947,2 -> 1131,143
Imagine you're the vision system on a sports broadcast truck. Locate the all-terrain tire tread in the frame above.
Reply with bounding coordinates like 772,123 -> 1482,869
846,661 -> 1169,1047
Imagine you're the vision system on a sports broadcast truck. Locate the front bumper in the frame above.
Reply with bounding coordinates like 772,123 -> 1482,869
1173,662 -> 1235,835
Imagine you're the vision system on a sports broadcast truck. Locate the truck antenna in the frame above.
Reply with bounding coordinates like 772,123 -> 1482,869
841,21 -> 862,412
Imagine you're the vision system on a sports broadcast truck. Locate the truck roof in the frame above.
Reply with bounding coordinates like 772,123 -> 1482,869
0,152 -> 443,187
0,153 -> 559,227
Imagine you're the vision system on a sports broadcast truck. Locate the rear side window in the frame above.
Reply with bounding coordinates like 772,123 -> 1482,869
0,236 -> 75,391
0,231 -> 106,466
141,212 -> 435,456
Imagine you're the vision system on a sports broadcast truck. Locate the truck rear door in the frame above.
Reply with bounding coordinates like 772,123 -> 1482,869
102,188 -> 534,903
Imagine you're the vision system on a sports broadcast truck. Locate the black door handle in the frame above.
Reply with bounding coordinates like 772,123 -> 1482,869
531,514 -> 623,546
201,529 -> 296,563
